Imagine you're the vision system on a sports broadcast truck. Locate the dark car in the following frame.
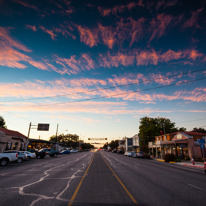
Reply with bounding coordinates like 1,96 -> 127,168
112,149 -> 117,153
134,152 -> 150,159
35,149 -> 46,159
117,150 -> 124,154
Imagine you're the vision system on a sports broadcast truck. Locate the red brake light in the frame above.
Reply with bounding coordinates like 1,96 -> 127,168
45,152 -> 46,155
16,153 -> 18,157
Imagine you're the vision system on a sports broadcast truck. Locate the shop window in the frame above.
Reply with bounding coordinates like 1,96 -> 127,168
6,142 -> 12,150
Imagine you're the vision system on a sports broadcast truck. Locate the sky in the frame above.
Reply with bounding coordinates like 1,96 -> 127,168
0,0 -> 206,142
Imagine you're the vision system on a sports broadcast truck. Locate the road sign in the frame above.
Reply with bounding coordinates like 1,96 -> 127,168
197,139 -> 205,144
88,138 -> 107,141
200,144 -> 205,149
37,124 -> 50,131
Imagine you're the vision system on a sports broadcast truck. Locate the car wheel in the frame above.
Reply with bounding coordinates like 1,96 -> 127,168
17,158 -> 23,163
27,156 -> 31,161
0,158 -> 9,166
54,153 -> 57,157
37,155 -> 41,159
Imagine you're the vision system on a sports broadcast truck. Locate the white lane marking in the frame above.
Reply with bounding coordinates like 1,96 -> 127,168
1,152 -> 93,206
188,184 -> 206,192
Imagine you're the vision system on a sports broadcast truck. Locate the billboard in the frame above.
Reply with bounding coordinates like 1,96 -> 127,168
88,138 -> 107,141
37,124 -> 50,131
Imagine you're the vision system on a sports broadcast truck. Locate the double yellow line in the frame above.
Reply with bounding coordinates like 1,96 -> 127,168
68,153 -> 138,205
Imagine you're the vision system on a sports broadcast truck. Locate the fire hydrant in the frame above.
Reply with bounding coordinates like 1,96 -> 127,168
191,158 -> 195,165
204,162 -> 206,174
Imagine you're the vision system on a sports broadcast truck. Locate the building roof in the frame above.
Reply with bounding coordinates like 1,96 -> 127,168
155,131 -> 206,137
0,128 -> 27,138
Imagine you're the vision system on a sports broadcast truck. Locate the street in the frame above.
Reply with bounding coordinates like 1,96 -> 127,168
0,151 -> 206,206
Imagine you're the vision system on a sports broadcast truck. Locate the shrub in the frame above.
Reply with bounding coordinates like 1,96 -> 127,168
174,158 -> 181,162
184,156 -> 190,160
164,153 -> 176,162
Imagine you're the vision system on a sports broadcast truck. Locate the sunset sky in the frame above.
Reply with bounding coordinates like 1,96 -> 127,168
0,0 -> 206,142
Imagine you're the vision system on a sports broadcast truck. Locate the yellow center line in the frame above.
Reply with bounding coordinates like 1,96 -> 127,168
101,154 -> 138,205
68,154 -> 94,206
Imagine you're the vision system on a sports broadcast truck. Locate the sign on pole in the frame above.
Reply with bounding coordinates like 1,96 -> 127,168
88,138 -> 107,141
37,124 -> 50,131
197,139 -> 205,144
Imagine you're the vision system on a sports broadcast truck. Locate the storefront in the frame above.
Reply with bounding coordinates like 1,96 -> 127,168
28,139 -> 54,150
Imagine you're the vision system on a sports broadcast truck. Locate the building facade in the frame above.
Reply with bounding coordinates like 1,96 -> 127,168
132,134 -> 139,152
148,131 -> 206,160
0,128 -> 28,152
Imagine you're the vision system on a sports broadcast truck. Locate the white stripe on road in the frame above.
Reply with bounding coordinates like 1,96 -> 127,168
188,184 -> 206,192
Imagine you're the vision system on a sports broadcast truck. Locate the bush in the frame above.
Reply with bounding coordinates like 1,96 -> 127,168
174,158 -> 181,162
184,156 -> 190,160
164,153 -> 176,162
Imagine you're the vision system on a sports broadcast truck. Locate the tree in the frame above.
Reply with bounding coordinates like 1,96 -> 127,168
49,133 -> 80,148
0,116 -> 7,128
109,140 -> 119,150
192,127 -> 206,133
138,116 -> 184,151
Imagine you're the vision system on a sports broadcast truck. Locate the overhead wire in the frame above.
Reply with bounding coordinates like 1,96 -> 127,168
0,68 -> 205,103
13,76 -> 206,108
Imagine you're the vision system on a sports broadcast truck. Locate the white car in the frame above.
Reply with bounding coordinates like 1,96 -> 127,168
22,151 -> 36,160
0,151 -> 18,166
70,149 -> 78,153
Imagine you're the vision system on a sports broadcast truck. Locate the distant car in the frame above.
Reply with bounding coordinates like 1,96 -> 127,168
22,151 -> 36,160
124,152 -> 128,156
135,152 -> 150,159
127,151 -> 135,157
27,149 -> 38,153
117,150 -> 124,154
39,148 -> 51,154
60,150 -> 70,154
70,149 -> 78,153
112,149 -> 117,153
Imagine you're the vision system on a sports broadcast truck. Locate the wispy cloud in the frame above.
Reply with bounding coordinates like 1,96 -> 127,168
0,27 -> 48,70
39,25 -> 57,40
25,25 -> 37,32
183,8 -> 204,29
14,0 -> 39,11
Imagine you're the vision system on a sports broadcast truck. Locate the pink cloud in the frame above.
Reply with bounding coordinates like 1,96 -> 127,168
76,25 -> 98,47
149,13 -> 173,42
183,8 -> 203,28
98,1 -> 143,16
14,0 -> 39,11
0,27 -> 48,70
25,25 -> 37,32
150,73 -> 176,85
39,26 -> 57,40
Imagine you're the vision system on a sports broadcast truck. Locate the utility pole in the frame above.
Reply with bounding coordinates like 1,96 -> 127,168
55,124 -> 59,151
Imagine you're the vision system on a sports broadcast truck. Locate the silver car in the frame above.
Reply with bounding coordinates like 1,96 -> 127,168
16,151 -> 27,163
22,151 -> 36,161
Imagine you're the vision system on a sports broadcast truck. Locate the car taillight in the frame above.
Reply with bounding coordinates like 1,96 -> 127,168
16,153 -> 18,157
45,152 -> 46,155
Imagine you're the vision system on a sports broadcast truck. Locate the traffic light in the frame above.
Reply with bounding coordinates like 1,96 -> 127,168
59,135 -> 62,140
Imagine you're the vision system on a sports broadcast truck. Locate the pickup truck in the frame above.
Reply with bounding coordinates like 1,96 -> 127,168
0,151 -> 18,166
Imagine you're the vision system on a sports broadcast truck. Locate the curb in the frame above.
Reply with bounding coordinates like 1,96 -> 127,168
182,164 -> 204,169
156,159 -> 176,164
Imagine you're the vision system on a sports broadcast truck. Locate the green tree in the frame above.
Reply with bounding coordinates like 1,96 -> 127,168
192,127 -> 206,133
109,140 -> 119,150
139,116 -> 182,151
0,116 -> 7,128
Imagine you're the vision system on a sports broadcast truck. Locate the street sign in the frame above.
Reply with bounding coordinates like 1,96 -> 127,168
200,144 -> 205,149
37,124 -> 50,131
88,138 -> 107,141
197,139 -> 205,144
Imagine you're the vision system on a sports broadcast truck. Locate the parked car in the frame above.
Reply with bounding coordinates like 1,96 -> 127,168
127,151 -> 135,157
135,152 -> 150,159
40,148 -> 51,154
16,151 -> 27,163
112,149 -> 117,153
124,152 -> 128,156
3,150 -> 26,163
70,149 -> 78,153
0,151 -> 18,166
22,151 -> 36,160
60,150 -> 70,154
27,149 -> 38,153
117,150 -> 124,154
35,149 -> 47,159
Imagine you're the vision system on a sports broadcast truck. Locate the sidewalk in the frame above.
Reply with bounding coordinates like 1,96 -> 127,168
153,158 -> 205,169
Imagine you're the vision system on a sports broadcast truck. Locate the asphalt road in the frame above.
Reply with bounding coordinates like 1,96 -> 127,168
0,151 -> 206,206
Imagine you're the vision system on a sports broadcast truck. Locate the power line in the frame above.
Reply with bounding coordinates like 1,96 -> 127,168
1,68 -> 205,103
177,118 -> 206,123
15,77 -> 206,108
